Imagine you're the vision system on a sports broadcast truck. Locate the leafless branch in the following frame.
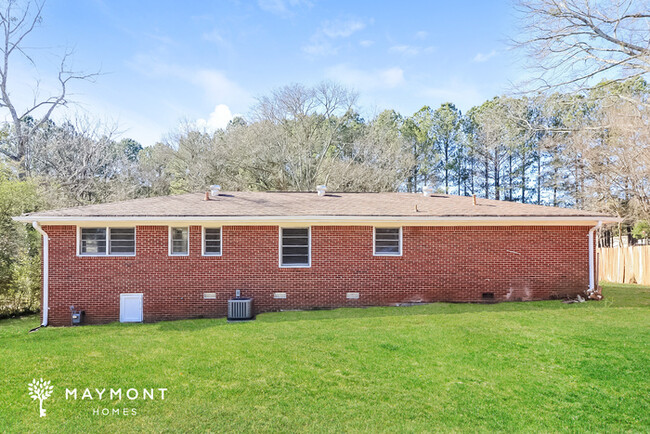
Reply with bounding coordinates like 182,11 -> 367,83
513,0 -> 650,95
0,0 -> 100,175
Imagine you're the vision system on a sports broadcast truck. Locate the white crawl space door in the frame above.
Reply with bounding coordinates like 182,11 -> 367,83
120,293 -> 143,323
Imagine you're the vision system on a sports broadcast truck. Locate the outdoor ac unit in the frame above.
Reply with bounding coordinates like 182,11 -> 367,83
227,293 -> 254,321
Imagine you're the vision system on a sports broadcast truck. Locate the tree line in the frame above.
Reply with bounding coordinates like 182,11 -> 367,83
4,78 -> 650,219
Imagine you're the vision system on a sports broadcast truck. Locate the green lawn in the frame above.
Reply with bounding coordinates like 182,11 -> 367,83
1,283 -> 649,432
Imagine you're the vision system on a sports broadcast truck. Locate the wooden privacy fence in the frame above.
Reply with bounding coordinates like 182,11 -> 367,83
599,246 -> 650,286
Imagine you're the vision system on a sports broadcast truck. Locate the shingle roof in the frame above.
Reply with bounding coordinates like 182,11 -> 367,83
19,191 -> 614,219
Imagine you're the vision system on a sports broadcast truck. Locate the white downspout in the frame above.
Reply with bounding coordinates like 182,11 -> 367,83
32,222 -> 49,327
588,221 -> 603,293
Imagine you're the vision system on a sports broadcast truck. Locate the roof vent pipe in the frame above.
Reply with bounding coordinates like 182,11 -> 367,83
316,185 -> 327,197
210,185 -> 221,197
473,195 -> 477,205
422,185 -> 434,197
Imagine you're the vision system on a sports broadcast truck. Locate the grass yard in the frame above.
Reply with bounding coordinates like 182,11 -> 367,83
1,283 -> 649,432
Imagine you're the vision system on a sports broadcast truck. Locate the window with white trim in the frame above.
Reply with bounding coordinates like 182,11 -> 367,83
79,227 -> 135,256
203,227 -> 222,256
109,228 -> 136,254
280,227 -> 310,266
170,227 -> 189,255
374,227 -> 401,256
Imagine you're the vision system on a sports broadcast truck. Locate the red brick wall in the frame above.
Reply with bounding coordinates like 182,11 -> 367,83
41,225 -> 590,326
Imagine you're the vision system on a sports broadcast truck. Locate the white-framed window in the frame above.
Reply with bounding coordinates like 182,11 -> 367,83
169,227 -> 189,256
109,228 -> 137,254
78,227 -> 136,256
279,227 -> 311,267
373,227 -> 402,256
202,227 -> 222,256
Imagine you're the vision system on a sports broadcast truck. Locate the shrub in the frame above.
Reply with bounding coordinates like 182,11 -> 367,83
632,220 -> 650,240
0,166 -> 42,317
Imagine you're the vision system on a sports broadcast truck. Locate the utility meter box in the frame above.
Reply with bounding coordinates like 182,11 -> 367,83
70,306 -> 84,326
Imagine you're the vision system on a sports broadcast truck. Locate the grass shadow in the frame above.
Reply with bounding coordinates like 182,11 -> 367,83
256,283 -> 650,324
254,298 -> 597,324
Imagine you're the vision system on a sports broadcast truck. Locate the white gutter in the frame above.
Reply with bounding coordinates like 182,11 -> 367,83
588,221 -> 603,293
13,215 -> 622,224
31,222 -> 49,327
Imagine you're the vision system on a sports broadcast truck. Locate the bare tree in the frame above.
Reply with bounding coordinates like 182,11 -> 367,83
30,117 -> 134,205
568,96 -> 650,219
0,0 -> 98,173
516,0 -> 650,96
321,110 -> 413,192
254,81 -> 358,190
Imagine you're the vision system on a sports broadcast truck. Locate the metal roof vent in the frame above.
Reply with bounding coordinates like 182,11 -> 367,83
210,185 -> 221,197
316,185 -> 327,197
422,185 -> 434,197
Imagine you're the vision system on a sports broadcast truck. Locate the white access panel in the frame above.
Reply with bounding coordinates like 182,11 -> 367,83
120,293 -> 143,323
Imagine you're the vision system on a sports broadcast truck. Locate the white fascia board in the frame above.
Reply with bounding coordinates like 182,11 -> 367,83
12,215 -> 622,226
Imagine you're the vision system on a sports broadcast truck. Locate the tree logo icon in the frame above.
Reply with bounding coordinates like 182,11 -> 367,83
28,378 -> 53,417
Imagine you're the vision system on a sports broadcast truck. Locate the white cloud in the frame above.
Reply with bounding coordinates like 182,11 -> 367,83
258,0 -> 311,16
380,67 -> 405,87
321,19 -> 366,38
202,29 -> 229,48
143,33 -> 176,46
473,50 -> 497,63
196,104 -> 236,132
389,45 -> 416,56
302,17 -> 369,57
303,40 -> 337,56
128,54 -> 251,107
326,64 -> 405,91
389,44 -> 435,57
415,30 -> 428,40
191,69 -> 250,104
359,40 -> 374,47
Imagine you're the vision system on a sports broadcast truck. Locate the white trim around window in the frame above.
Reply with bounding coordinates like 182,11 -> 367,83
373,226 -> 402,256
279,227 -> 311,268
77,226 -> 137,257
168,226 -> 190,256
201,226 -> 223,256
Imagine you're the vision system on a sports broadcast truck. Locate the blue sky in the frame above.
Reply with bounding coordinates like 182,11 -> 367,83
13,0 -> 524,146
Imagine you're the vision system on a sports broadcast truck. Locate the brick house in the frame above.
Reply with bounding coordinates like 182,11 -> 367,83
14,187 -> 616,326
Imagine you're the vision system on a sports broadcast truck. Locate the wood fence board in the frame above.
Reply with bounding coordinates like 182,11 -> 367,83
599,246 -> 650,286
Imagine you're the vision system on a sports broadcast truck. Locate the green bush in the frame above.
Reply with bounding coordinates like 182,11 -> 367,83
632,220 -> 650,239
0,165 -> 42,317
